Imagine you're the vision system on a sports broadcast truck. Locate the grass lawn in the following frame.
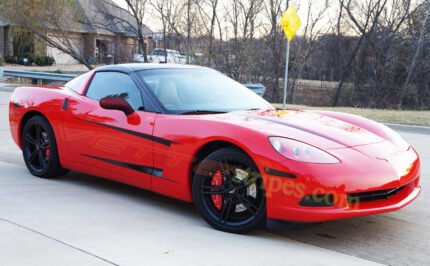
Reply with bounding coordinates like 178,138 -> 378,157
272,104 -> 430,127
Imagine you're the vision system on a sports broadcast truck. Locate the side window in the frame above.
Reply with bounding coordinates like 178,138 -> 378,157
86,72 -> 144,110
65,72 -> 90,92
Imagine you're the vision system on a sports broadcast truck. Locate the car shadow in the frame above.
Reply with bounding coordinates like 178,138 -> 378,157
56,171 -> 198,217
265,210 -> 393,240
53,171 -> 383,239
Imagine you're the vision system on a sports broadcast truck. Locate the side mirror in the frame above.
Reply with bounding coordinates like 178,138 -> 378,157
100,96 -> 135,116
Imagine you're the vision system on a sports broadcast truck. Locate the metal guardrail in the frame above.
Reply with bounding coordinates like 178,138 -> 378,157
2,69 -> 266,97
243,83 -> 266,97
3,69 -> 76,83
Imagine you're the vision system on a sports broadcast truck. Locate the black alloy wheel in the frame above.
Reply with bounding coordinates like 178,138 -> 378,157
193,147 -> 266,233
22,115 -> 69,178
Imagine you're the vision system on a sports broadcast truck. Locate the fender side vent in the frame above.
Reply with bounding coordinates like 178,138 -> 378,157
62,98 -> 69,111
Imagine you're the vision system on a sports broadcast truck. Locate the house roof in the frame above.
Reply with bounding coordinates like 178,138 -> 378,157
0,0 -> 153,38
77,0 -> 153,37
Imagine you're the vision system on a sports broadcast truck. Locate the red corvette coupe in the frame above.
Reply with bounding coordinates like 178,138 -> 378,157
9,64 -> 421,233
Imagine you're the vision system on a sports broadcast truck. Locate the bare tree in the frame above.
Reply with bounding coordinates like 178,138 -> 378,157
236,0 -> 265,81
150,0 -> 186,62
121,0 -> 150,62
196,0 -> 220,66
1,0 -> 94,69
398,1 -> 430,109
289,0 -> 330,103
85,0 -> 151,63
2,0 -> 428,109
150,0 -> 169,62
332,0 -> 388,106
345,0 -> 412,107
185,0 -> 196,63
261,0 -> 288,102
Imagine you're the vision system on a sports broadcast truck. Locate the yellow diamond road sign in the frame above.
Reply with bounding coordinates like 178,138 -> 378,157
280,5 -> 301,41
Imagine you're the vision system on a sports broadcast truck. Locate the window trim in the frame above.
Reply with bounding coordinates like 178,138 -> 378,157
83,70 -> 128,96
134,70 -> 171,114
65,72 -> 92,93
84,70 -> 145,111
129,71 -> 165,114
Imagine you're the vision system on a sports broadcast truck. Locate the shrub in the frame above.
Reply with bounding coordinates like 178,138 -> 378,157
0,55 -> 4,66
3,54 -> 54,66
4,55 -> 33,65
5,55 -> 19,64
33,54 -> 55,66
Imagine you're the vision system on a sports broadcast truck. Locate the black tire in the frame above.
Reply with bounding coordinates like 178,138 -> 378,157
21,115 -> 69,178
192,147 -> 266,233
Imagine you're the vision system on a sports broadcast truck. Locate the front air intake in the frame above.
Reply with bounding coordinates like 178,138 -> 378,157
347,186 -> 405,204
299,194 -> 334,207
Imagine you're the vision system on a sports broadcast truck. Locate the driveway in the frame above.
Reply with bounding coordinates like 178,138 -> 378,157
0,85 -> 427,265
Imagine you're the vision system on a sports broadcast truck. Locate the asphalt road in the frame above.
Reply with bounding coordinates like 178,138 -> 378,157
0,84 -> 428,266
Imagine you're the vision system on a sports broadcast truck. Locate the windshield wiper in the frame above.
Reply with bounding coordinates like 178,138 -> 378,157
178,110 -> 227,115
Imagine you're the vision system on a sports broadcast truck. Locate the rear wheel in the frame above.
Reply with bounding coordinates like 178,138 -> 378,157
192,147 -> 266,233
22,115 -> 69,178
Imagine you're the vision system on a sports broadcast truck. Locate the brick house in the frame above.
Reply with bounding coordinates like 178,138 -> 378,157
0,0 -> 153,64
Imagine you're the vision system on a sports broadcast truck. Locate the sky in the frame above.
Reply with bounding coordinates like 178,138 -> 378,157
112,0 -> 419,39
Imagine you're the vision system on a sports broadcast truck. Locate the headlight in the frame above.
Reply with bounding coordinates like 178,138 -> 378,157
380,125 -> 410,151
269,137 -> 340,164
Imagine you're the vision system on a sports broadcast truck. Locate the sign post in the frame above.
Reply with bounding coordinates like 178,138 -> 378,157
282,41 -> 290,109
280,5 -> 301,108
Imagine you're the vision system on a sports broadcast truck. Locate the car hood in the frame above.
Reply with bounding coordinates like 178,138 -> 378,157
216,109 -> 385,149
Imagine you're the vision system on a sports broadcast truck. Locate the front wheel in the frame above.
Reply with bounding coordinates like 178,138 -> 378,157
21,115 -> 69,178
192,147 -> 266,233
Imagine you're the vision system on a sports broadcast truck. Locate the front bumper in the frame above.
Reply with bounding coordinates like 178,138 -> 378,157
261,144 -> 421,222
267,180 -> 420,222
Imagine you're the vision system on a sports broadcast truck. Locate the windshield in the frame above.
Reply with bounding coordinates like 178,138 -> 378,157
136,68 -> 273,114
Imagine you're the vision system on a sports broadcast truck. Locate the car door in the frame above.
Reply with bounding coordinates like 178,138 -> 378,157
62,71 -> 155,189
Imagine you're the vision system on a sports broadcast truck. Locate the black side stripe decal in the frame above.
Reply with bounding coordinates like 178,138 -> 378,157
81,154 -> 178,184
74,118 -> 176,146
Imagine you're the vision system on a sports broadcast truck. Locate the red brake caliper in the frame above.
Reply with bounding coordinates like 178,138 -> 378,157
43,133 -> 50,158
211,170 -> 223,210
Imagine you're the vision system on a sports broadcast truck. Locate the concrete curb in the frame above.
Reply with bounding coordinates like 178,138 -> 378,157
385,123 -> 430,135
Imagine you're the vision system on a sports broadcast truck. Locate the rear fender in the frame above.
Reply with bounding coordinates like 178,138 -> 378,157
9,86 -> 70,158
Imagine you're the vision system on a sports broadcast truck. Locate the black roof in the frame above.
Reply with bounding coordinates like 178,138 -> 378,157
95,63 -> 206,73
